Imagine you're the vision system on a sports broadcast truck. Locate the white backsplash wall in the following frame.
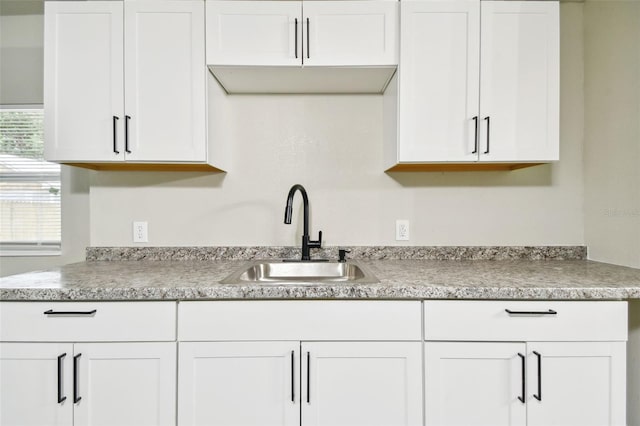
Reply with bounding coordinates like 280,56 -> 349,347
88,4 -> 584,248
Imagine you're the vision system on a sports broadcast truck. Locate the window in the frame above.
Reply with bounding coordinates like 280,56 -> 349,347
0,108 -> 61,255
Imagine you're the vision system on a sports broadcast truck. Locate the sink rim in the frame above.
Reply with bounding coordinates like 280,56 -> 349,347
220,259 -> 380,285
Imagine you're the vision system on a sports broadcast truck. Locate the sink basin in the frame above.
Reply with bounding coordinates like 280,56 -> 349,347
221,260 -> 379,284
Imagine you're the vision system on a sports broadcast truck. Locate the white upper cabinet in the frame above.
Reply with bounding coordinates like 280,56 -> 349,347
303,1 -> 397,66
45,1 -> 215,170
44,2 -> 124,163
206,1 -> 301,66
124,1 -> 206,163
205,0 -> 399,93
206,0 -> 397,67
479,2 -> 559,163
398,0 -> 480,163
387,0 -> 559,171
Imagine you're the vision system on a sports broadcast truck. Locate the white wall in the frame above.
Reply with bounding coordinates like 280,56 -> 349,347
88,5 -> 585,248
0,6 -> 43,105
584,0 -> 640,269
582,1 -> 640,422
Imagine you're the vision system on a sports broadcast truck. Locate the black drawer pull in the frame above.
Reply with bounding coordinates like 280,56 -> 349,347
483,116 -> 490,154
517,353 -> 525,403
291,350 -> 295,402
472,116 -> 479,154
306,18 -> 310,59
44,310 -> 97,316
505,309 -> 557,316
112,116 -> 120,154
73,353 -> 82,404
125,115 -> 132,154
306,351 -> 310,404
295,18 -> 298,59
57,353 -> 67,404
533,351 -> 542,401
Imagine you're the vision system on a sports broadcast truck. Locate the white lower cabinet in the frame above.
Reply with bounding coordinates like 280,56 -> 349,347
0,300 -> 630,426
179,341 -> 299,426
0,342 -> 176,426
0,302 -> 177,426
0,343 -> 73,426
525,341 -> 626,426
301,341 -> 422,426
73,343 -> 176,426
424,342 -> 526,426
423,301 -> 628,426
177,300 -> 424,426
178,341 -> 422,426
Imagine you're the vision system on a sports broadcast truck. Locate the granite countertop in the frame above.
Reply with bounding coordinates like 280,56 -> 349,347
2,247 -> 640,300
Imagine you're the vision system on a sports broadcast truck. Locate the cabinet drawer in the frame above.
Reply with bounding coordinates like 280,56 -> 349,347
424,301 -> 627,342
179,300 -> 422,341
0,302 -> 176,342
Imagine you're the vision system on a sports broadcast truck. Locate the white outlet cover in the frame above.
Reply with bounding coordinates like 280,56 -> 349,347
133,221 -> 148,243
395,219 -> 409,241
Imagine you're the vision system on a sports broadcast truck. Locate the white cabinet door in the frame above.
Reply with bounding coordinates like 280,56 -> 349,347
424,342 -> 527,426
526,342 -> 626,426
124,0 -> 206,163
73,342 -> 176,426
44,1 -> 124,163
302,341 -> 422,426
206,1 -> 302,66
303,1 -> 398,67
178,341 -> 300,426
0,343 -> 73,426
398,0 -> 480,163
479,1 -> 559,162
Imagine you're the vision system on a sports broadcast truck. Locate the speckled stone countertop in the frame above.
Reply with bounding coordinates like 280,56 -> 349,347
2,254 -> 640,301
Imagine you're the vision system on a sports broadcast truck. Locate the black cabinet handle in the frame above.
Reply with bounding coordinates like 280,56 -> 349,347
125,115 -> 132,154
44,309 -> 97,316
295,19 -> 298,59
517,353 -> 525,403
306,18 -> 310,59
57,353 -> 67,404
112,116 -> 120,154
505,309 -> 557,316
73,354 -> 82,404
306,351 -> 310,404
483,116 -> 490,154
291,350 -> 295,402
533,351 -> 542,401
472,116 -> 479,154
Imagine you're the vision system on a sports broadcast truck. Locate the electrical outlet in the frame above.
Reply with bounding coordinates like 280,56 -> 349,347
133,221 -> 148,243
395,220 -> 409,241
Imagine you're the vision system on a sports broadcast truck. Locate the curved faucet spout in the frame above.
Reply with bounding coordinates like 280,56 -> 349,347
284,184 -> 309,236
284,184 -> 322,261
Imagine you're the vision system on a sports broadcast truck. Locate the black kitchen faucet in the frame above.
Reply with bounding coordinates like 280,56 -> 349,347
284,184 -> 322,261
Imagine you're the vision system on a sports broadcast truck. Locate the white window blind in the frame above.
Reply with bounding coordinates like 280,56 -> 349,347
0,109 -> 61,254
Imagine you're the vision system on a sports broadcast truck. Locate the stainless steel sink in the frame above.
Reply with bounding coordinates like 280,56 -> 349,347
220,260 -> 379,284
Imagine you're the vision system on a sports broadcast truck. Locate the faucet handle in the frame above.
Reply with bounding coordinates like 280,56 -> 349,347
338,248 -> 351,263
309,230 -> 322,248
